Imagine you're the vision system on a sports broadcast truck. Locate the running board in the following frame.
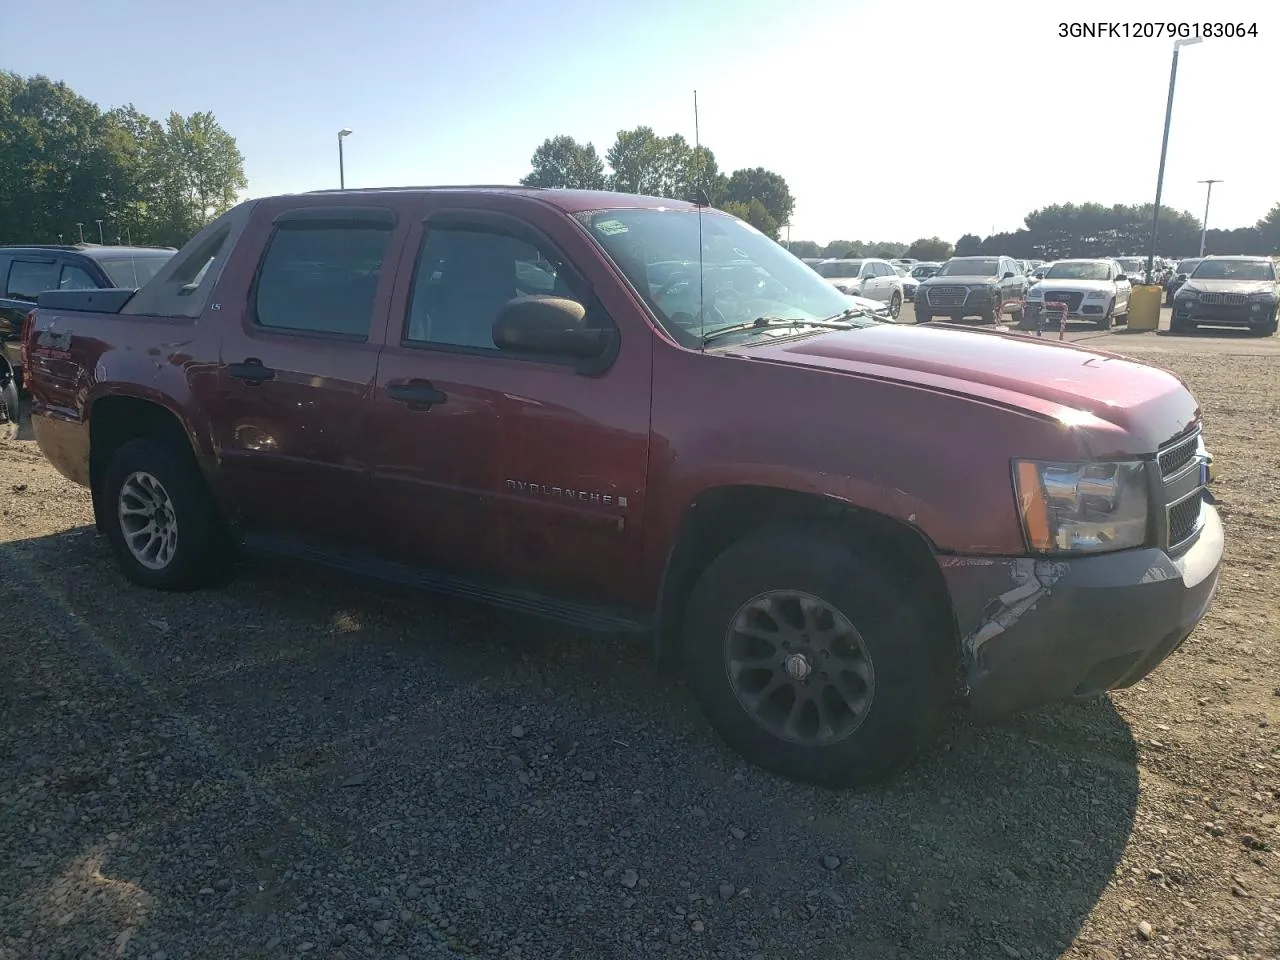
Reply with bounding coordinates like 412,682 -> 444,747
242,530 -> 653,635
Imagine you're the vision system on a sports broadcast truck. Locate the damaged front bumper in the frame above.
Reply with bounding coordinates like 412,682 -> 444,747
940,503 -> 1224,718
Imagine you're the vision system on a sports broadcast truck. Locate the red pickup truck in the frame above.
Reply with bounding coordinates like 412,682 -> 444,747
23,186 -> 1224,787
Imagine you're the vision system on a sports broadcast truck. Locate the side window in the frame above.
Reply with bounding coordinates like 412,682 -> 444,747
254,223 -> 392,337
859,262 -> 875,279
59,263 -> 99,290
6,260 -> 59,301
404,224 -> 586,351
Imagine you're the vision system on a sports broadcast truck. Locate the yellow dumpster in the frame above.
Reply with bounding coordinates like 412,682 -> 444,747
1128,284 -> 1163,331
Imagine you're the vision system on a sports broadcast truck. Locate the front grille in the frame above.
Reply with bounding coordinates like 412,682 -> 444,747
1159,432 -> 1198,477
1042,290 -> 1085,312
926,286 -> 968,308
1198,292 -> 1247,306
1157,426 -> 1208,549
1168,494 -> 1204,546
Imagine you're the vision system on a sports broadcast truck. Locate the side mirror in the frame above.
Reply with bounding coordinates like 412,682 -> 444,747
1001,271 -> 1015,280
1176,273 -> 1188,281
492,295 -> 615,367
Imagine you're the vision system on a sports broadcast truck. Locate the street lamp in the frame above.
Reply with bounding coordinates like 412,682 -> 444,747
1197,179 -> 1222,257
338,128 -> 353,189
1146,36 -> 1203,282
95,219 -> 104,244
75,222 -> 84,243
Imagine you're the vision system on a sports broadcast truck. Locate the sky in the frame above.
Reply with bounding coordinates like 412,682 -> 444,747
7,0 -> 1277,245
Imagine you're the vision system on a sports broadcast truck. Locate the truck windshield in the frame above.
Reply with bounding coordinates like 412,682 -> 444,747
98,253 -> 175,289
577,208 -> 861,346
1045,262 -> 1111,281
1190,259 -> 1276,281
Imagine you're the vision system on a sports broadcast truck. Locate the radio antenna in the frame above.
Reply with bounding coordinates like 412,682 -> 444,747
694,89 -> 706,350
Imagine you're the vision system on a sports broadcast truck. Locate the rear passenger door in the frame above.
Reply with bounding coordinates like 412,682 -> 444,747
205,200 -> 409,545
2,256 -> 61,368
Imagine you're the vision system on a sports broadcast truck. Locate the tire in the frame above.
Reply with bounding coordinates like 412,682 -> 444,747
1169,316 -> 1192,335
0,374 -> 19,442
888,291 -> 902,320
1096,309 -> 1113,331
682,527 -> 952,788
915,311 -> 933,324
1011,306 -> 1025,327
101,436 -> 233,590
1258,317 -> 1278,337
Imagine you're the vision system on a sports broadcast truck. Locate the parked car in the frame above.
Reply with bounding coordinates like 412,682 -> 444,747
889,258 -> 918,271
1165,258 -> 1202,305
1113,257 -> 1148,283
1023,258 -> 1132,330
23,186 -> 1223,788
1,243 -> 176,399
909,261 -> 942,281
1171,255 -> 1278,336
1030,262 -> 1054,281
814,258 -> 905,318
893,265 -> 920,302
914,255 -> 1029,324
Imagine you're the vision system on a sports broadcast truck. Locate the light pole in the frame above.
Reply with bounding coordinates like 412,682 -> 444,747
1146,36 -> 1203,282
75,222 -> 84,243
1197,179 -> 1221,257
95,219 -> 104,244
338,128 -> 352,189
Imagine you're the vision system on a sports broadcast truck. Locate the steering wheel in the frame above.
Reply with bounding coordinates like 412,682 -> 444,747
657,269 -> 696,298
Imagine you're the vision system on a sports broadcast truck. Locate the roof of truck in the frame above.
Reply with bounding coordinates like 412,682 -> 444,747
0,243 -> 176,257
304,185 -> 701,214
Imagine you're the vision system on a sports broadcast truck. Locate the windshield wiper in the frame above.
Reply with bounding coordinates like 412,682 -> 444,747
701,314 -> 855,345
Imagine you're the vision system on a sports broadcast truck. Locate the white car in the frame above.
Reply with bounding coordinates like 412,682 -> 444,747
893,265 -> 920,302
814,258 -> 905,319
844,291 -> 893,321
1024,258 -> 1132,330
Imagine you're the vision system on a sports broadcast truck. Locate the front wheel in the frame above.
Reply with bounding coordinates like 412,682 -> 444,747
683,527 -> 951,788
0,374 -> 19,442
888,291 -> 902,320
915,311 -> 934,324
1258,316 -> 1278,337
101,437 -> 233,590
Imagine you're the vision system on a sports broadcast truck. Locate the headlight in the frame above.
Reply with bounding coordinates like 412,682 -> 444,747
1013,459 -> 1150,554
1085,290 -> 1110,299
1249,291 -> 1276,301
1179,290 -> 1198,301
1026,287 -> 1043,299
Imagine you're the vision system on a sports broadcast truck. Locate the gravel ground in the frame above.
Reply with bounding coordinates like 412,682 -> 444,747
1,336 -> 1277,960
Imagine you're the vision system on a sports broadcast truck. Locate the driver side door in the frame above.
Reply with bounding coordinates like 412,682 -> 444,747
859,262 -> 880,300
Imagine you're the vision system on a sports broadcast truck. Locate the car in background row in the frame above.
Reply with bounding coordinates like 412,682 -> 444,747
909,262 -> 941,281
893,264 -> 920,301
1023,259 -> 1131,330
814,258 -> 905,319
1171,255 -> 1278,337
1165,257 -> 1202,304
1,243 -> 177,395
914,256 -> 1028,325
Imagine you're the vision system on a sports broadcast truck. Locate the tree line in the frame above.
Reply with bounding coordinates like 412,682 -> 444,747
0,73 -> 247,249
786,201 -> 1280,263
520,130 -> 796,241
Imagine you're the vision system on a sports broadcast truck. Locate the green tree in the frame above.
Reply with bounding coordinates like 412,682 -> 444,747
148,110 -> 247,246
724,167 -> 794,228
519,135 -> 606,189
954,233 -> 983,256
906,237 -> 953,261
723,198 -> 779,239
1256,202 -> 1280,254
785,239 -> 822,258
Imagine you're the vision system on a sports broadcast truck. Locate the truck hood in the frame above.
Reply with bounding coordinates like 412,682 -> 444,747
741,323 -> 1198,453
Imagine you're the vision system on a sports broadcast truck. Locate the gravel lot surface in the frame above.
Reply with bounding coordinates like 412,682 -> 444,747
2,326 -> 1277,960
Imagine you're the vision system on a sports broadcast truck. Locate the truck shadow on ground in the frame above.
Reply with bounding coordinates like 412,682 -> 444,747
3,528 -> 1141,960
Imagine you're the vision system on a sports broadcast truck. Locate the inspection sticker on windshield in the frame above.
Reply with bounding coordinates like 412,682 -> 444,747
595,219 -> 629,236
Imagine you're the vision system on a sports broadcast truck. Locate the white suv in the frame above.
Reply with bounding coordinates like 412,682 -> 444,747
1024,258 -> 1132,330
814,258 -> 906,319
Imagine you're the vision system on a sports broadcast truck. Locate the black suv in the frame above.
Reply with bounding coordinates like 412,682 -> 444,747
0,244 -> 176,423
914,255 -> 1029,324
1170,255 -> 1279,336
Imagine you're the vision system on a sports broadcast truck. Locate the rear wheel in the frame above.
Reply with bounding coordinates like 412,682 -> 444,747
683,527 -> 952,788
0,374 -> 19,441
101,437 -> 233,590
888,291 -> 902,320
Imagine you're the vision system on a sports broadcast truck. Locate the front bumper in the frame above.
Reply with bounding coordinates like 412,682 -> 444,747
1173,300 -> 1276,327
941,503 -> 1223,717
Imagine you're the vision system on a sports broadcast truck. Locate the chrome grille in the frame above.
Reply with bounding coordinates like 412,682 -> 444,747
1042,290 -> 1084,312
1197,292 -> 1247,306
1157,425 -> 1208,549
1158,433 -> 1198,477
1168,494 -> 1204,546
926,286 -> 968,308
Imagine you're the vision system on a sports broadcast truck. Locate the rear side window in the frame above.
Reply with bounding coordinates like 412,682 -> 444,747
254,224 -> 392,337
59,263 -> 99,290
6,260 -> 59,301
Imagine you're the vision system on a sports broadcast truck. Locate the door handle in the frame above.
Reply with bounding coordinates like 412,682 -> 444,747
227,359 -> 276,384
388,381 -> 447,410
